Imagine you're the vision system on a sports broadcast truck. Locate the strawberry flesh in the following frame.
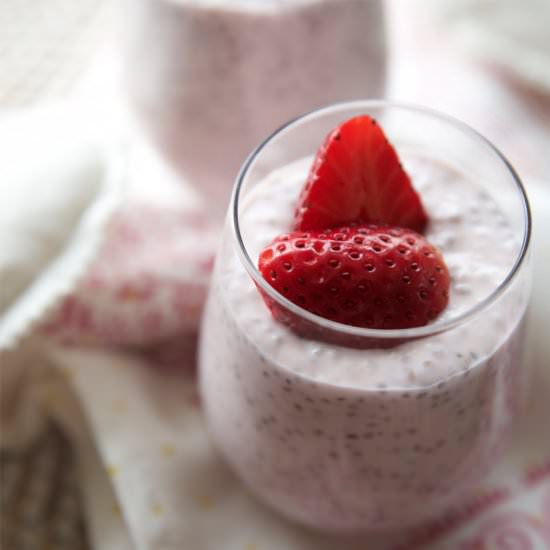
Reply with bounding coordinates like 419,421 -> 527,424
294,115 -> 428,233
258,224 -> 449,331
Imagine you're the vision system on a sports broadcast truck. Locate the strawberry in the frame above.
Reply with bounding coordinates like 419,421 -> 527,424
294,115 -> 428,233
258,224 -> 449,333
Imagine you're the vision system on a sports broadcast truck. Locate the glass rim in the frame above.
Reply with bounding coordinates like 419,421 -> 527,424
231,99 -> 532,341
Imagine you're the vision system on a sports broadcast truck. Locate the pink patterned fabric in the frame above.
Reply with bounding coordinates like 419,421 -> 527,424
390,463 -> 550,548
41,202 -> 217,351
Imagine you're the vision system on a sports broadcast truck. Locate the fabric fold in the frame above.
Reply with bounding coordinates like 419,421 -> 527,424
0,104 -> 125,350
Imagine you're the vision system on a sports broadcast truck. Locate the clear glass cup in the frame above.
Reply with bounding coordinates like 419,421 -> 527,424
119,0 -> 386,215
199,101 -> 532,532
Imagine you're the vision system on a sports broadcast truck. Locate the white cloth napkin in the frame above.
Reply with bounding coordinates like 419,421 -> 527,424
387,0 -> 550,182
425,0 -> 550,93
0,104 -> 123,351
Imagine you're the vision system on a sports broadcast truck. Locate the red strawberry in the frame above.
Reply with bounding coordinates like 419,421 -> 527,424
294,115 -> 428,233
258,224 -> 449,333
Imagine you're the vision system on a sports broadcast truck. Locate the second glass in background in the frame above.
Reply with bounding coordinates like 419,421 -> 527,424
118,0 -> 386,214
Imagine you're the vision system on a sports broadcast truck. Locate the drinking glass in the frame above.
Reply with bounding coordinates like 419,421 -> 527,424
119,0 -> 386,214
199,101 -> 532,532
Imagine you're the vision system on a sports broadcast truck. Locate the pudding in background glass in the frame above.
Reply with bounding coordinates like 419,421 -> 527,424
119,0 -> 386,214
199,101 -> 531,532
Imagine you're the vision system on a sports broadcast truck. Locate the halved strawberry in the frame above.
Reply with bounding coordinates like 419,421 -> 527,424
294,115 -> 428,233
258,224 -> 449,333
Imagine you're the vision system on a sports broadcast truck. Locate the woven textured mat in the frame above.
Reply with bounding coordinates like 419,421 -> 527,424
1,423 -> 89,550
0,1 -> 114,547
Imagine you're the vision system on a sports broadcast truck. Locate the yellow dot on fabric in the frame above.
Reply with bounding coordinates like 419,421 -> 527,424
112,399 -> 128,413
162,443 -> 176,457
120,287 -> 141,301
243,544 -> 258,550
151,503 -> 164,517
59,366 -> 74,379
112,503 -> 122,518
107,465 -> 119,478
531,515 -> 545,526
187,302 -> 201,315
527,399 -> 538,416
42,387 -> 58,406
79,333 -> 99,345
196,495 -> 215,510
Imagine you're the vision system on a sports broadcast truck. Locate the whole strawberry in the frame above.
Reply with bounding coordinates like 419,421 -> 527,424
258,224 -> 449,330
